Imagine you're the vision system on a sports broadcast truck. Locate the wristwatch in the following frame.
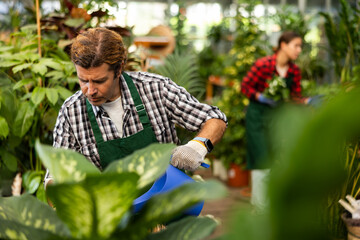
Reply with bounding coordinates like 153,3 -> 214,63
194,137 -> 214,153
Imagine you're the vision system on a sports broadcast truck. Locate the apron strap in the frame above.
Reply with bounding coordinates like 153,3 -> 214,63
86,99 -> 105,144
122,72 -> 151,127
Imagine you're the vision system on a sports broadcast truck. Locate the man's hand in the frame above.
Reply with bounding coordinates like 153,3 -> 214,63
257,94 -> 277,107
171,140 -> 208,171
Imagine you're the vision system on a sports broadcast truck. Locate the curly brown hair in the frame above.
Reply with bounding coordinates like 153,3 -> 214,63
71,28 -> 127,79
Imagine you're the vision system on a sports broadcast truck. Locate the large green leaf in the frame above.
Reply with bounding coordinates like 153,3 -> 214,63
1,151 -> 18,172
46,70 -> 65,81
13,101 -> 35,137
55,86 -> 73,100
140,180 -> 227,224
31,87 -> 46,106
120,179 -> 227,240
0,61 -> 21,68
23,52 -> 39,62
22,170 -> 43,194
47,172 -> 139,239
147,216 -> 218,240
104,143 -> 175,189
0,116 -> 9,138
0,88 -> 18,128
45,88 -> 59,105
12,78 -> 35,90
39,58 -> 63,70
35,140 -> 100,184
0,46 -> 14,52
0,194 -> 70,240
32,63 -> 47,76
12,63 -> 32,74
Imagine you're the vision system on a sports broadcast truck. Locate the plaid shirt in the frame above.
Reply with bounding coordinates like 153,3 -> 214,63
241,54 -> 303,101
51,71 -> 227,170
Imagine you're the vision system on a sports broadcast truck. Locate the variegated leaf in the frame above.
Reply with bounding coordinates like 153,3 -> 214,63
35,140 -> 100,184
104,143 -> 175,188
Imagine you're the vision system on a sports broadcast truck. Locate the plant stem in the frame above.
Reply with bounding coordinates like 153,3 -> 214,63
35,0 -> 42,87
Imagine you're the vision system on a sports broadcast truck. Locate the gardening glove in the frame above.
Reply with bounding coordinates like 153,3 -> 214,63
171,140 -> 208,171
307,95 -> 324,108
258,94 -> 277,107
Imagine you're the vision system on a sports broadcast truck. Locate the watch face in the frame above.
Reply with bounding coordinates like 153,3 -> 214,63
204,139 -> 214,152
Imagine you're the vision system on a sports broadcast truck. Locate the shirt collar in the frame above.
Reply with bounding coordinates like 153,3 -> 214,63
119,72 -> 135,111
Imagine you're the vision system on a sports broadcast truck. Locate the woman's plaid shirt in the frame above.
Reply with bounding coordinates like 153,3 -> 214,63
241,54 -> 304,102
52,71 -> 227,169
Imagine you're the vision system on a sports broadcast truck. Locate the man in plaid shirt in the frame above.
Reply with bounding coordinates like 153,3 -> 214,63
45,28 -> 227,186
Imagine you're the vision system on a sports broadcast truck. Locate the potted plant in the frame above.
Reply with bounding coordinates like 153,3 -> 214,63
211,82 -> 249,187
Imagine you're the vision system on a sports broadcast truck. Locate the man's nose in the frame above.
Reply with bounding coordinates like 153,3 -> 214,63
87,82 -> 97,95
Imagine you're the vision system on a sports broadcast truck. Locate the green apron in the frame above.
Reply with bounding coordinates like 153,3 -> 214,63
245,75 -> 293,169
86,72 -> 158,169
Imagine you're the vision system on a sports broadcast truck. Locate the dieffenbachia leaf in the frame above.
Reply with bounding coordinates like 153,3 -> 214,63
0,194 -> 71,240
147,216 -> 218,240
47,172 -> 139,239
35,140 -> 100,184
119,180 -> 227,240
137,180 -> 227,227
104,143 -> 175,189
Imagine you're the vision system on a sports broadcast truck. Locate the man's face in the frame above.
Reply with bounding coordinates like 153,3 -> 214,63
76,63 -> 121,106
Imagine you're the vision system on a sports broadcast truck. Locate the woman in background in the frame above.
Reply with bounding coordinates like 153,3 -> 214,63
241,31 -> 311,210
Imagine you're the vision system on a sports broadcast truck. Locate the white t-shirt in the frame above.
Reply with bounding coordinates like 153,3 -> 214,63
101,96 -> 124,137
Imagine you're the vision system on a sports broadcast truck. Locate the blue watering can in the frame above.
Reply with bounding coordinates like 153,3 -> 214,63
133,162 -> 209,215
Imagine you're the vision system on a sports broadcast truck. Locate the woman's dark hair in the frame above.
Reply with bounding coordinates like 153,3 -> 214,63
71,28 -> 127,79
276,31 -> 302,52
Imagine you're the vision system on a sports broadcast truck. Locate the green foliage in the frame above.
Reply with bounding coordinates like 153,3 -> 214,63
320,0 -> 360,82
105,144 -> 173,189
0,142 -> 227,240
197,19 -> 231,80
212,82 -> 247,168
270,5 -> 309,38
169,1 -> 189,54
152,51 -> 205,99
222,85 -> 360,240
0,26 -> 77,195
0,194 -> 71,240
147,216 -> 218,240
213,1 -> 268,168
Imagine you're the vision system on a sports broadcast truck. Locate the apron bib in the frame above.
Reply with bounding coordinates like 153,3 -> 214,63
86,72 -> 158,169
245,75 -> 293,169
